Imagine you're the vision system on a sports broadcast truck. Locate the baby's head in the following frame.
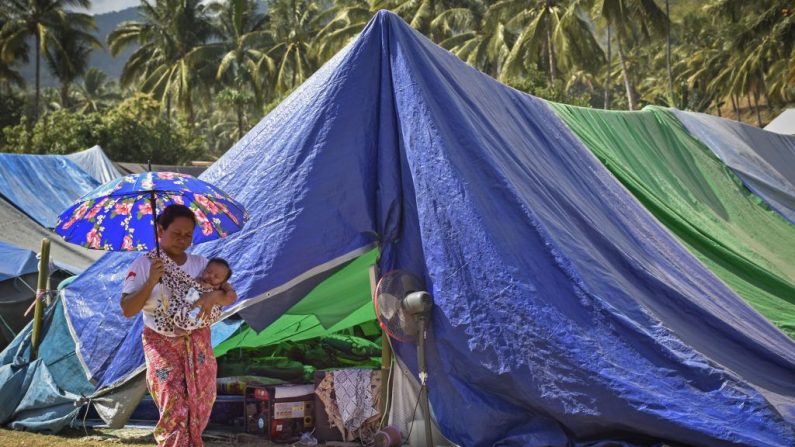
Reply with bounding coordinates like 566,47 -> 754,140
201,258 -> 232,289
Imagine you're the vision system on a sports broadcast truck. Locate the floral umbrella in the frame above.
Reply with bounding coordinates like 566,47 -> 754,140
55,171 -> 248,251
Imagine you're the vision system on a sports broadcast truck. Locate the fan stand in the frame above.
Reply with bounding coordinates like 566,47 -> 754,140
404,290 -> 434,447
416,313 -> 433,447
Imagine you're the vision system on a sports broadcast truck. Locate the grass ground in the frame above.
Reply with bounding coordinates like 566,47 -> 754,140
0,427 -> 282,446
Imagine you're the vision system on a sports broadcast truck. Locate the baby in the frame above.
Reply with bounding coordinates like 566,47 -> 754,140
179,258 -> 233,329
198,258 -> 233,291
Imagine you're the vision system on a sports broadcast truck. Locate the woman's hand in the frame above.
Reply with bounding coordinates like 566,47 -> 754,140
193,283 -> 237,321
146,258 -> 164,286
193,290 -> 225,321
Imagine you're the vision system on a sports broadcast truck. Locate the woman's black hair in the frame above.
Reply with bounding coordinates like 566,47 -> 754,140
208,258 -> 232,281
157,204 -> 196,229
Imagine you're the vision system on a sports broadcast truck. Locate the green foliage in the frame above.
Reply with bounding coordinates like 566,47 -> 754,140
0,89 -> 25,147
2,93 -> 204,163
505,71 -> 592,107
3,111 -> 103,154
102,93 -> 204,163
2,0 -> 794,161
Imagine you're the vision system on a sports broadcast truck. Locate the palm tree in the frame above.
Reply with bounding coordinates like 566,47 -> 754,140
265,0 -> 321,94
664,0 -> 673,105
0,0 -> 94,121
499,0 -> 604,85
0,57 -> 24,92
436,1 -> 510,77
0,17 -> 25,93
706,0 -> 793,125
215,86 -> 254,144
108,0 -> 214,123
312,0 -> 374,62
74,68 -> 120,113
196,0 -> 270,136
44,19 -> 101,108
377,0 -> 469,39
594,0 -> 667,110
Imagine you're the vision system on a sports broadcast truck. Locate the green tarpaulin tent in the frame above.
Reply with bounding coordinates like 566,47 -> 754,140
551,103 -> 795,337
215,249 -> 378,356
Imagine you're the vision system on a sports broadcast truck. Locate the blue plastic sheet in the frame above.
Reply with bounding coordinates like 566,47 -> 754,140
0,241 -> 38,281
671,108 -> 795,224
63,11 -> 795,446
65,146 -> 122,185
0,154 -> 100,228
0,299 -> 94,432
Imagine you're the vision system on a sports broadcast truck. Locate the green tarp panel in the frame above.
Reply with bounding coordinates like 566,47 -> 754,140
214,249 -> 378,357
550,103 -> 795,338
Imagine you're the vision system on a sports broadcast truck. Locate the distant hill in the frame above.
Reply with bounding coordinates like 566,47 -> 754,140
91,7 -> 140,80
20,6 -> 139,88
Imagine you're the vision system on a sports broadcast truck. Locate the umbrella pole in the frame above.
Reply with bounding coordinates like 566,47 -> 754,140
31,238 -> 50,360
148,161 -> 160,257
151,191 -> 160,256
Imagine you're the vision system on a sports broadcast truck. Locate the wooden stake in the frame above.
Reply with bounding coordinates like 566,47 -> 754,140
31,238 -> 50,360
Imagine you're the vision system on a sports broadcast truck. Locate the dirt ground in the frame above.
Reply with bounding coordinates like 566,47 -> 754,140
0,427 -> 292,446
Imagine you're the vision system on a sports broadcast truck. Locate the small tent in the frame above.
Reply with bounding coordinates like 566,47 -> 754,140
765,108 -> 795,135
61,12 -> 795,446
0,153 -> 100,228
65,145 -> 122,185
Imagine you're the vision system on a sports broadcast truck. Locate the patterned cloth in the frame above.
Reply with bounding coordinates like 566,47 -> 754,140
334,369 -> 378,432
145,250 -> 220,332
315,369 -> 382,443
142,326 -> 217,447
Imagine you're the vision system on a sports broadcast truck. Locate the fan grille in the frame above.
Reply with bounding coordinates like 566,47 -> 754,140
374,270 -> 424,342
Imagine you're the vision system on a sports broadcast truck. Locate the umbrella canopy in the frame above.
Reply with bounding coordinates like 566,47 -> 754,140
55,172 -> 248,251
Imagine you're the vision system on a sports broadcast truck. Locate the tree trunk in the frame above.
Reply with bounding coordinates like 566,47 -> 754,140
604,24 -> 611,109
716,100 -> 722,117
34,32 -> 41,123
616,37 -> 638,110
60,83 -> 70,109
186,88 -> 194,126
759,68 -> 773,113
731,94 -> 739,121
166,93 -> 172,120
546,2 -> 557,83
665,0 -> 673,105
237,104 -> 244,139
750,90 -> 762,127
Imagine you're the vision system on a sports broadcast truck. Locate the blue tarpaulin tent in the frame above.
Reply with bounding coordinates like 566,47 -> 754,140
65,146 -> 122,185
0,241 -> 38,282
61,11 -> 795,446
0,153 -> 100,228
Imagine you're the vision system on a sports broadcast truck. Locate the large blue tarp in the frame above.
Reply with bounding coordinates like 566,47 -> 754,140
0,153 -> 100,228
63,11 -> 795,446
0,241 -> 38,281
671,109 -> 795,224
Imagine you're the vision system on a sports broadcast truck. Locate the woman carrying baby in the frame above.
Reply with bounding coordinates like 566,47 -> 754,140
121,204 -> 236,447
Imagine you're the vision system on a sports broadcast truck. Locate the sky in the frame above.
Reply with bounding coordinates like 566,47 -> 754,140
77,0 -> 141,15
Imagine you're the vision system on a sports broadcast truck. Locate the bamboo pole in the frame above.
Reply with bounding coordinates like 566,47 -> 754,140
31,238 -> 50,360
370,264 -> 392,424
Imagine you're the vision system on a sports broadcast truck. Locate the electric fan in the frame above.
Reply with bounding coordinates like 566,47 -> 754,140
373,270 -> 434,447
